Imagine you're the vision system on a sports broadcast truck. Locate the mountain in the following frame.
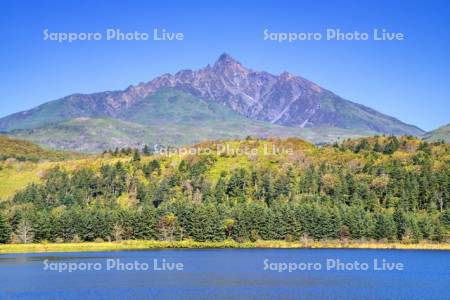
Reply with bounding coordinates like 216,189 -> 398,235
423,124 -> 450,142
0,54 -> 424,151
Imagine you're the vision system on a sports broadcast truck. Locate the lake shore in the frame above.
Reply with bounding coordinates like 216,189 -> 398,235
1,239 -> 450,254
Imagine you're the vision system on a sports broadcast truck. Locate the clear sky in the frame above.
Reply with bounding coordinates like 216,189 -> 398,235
1,0 -> 449,131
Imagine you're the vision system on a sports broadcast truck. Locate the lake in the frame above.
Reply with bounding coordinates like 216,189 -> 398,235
0,249 -> 449,299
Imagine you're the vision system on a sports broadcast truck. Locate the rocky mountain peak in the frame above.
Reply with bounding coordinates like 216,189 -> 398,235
216,53 -> 238,64
279,71 -> 295,80
213,53 -> 248,74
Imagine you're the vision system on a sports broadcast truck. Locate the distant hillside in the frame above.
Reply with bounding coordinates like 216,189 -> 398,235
423,124 -> 450,142
0,135 -> 77,161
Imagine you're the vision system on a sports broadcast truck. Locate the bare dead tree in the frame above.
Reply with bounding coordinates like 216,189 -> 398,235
16,219 -> 34,244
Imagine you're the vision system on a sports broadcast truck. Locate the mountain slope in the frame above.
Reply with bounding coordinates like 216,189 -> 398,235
423,124 -> 450,142
0,54 -> 425,152
0,54 -> 423,135
0,91 -> 130,132
118,88 -> 247,125
0,135 -> 75,161
11,118 -> 376,153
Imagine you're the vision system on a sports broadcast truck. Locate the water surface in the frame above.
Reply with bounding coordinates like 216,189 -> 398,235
0,249 -> 449,299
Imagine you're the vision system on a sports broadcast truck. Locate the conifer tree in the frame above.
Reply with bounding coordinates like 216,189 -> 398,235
0,212 -> 11,243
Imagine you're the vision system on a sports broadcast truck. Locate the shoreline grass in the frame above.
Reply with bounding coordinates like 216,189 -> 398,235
1,240 -> 449,254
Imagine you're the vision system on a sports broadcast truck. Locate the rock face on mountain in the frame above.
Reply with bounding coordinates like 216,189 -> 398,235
0,54 -> 423,137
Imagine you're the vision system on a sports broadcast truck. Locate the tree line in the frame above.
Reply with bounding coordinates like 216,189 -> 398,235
0,137 -> 449,244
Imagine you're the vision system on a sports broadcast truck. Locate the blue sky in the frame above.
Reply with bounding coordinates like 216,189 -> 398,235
1,0 -> 449,131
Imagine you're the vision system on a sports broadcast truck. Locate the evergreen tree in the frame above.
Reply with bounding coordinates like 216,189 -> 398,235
191,204 -> 224,242
394,208 -> 407,240
132,149 -> 141,162
214,173 -> 228,203
373,212 -> 396,241
0,212 -> 11,243
383,137 -> 399,155
373,140 -> 383,152
143,144 -> 151,156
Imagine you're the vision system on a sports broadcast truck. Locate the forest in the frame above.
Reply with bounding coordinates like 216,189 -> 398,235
0,135 -> 449,244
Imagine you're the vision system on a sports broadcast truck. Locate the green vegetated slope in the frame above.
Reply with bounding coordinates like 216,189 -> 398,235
9,89 -> 376,152
119,88 -> 243,125
423,124 -> 450,143
0,135 -> 76,162
316,94 -> 423,135
0,94 -> 105,132
0,136 -> 449,245
0,135 -> 84,200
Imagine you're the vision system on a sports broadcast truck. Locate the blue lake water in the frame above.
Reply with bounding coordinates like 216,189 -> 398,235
0,249 -> 449,299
